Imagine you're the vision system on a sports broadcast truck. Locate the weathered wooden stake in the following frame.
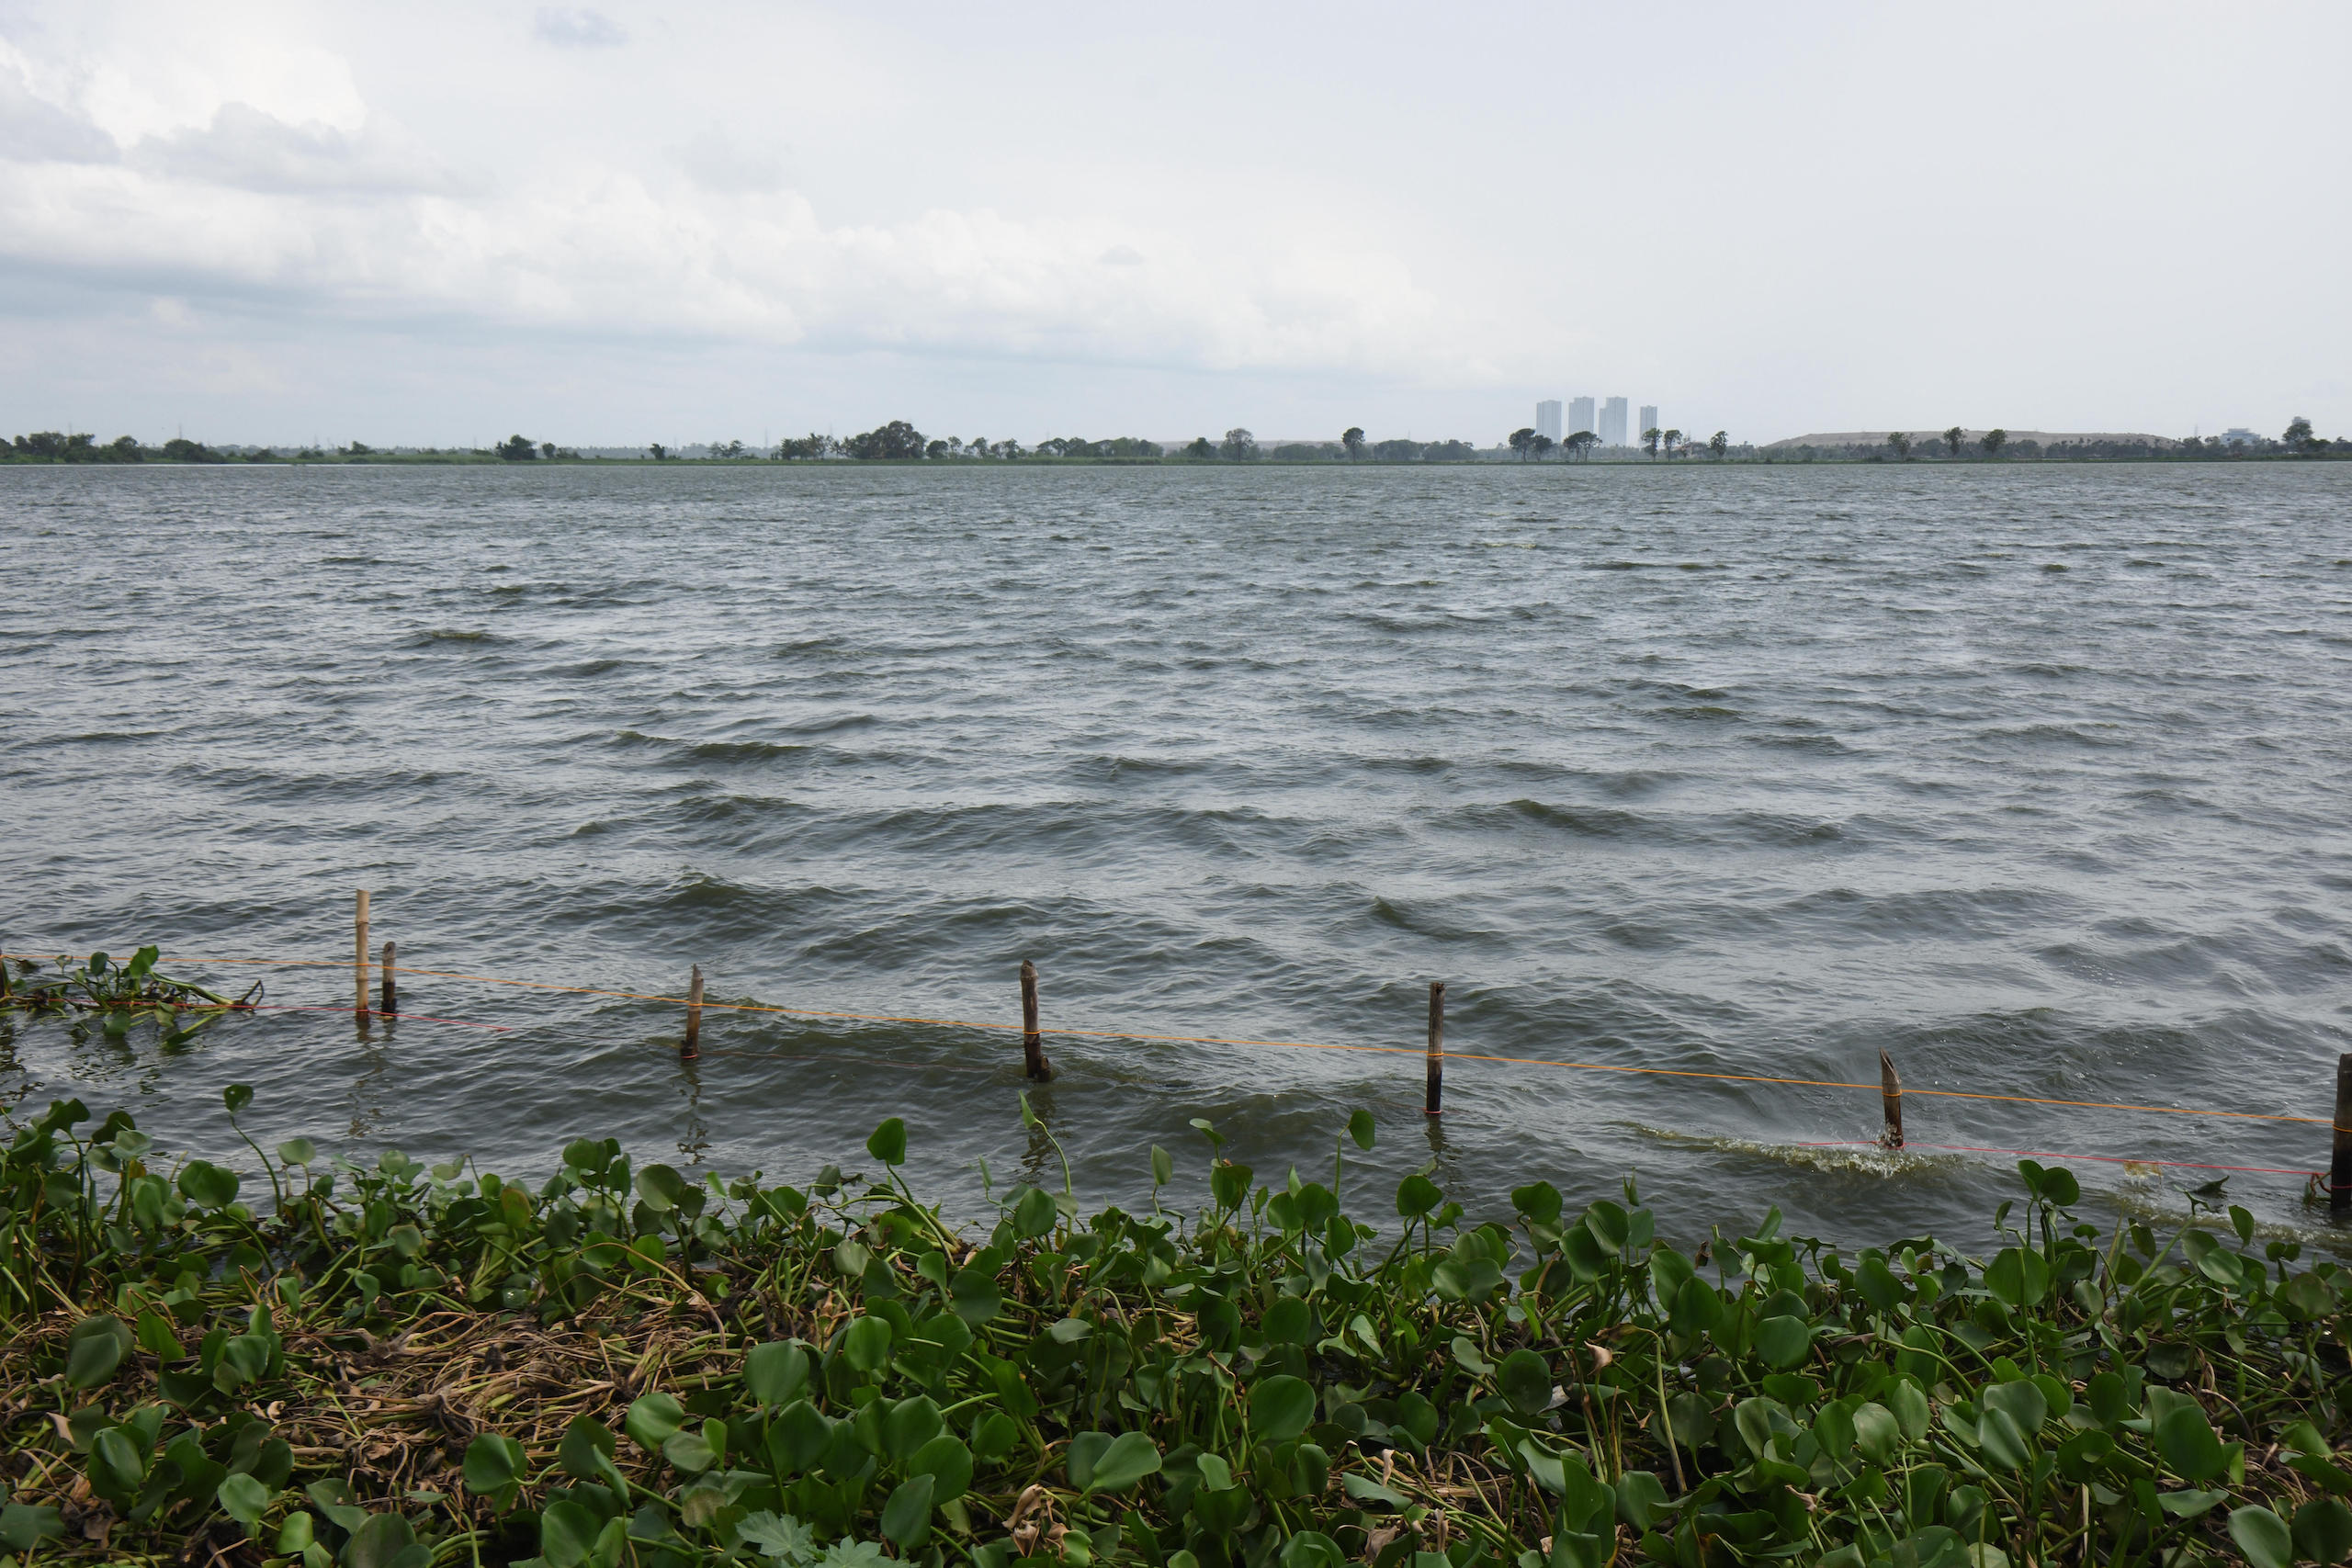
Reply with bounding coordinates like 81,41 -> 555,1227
1021,960 -> 1053,1080
1879,1050 -> 1904,1149
353,890 -> 370,1022
1424,981 -> 1445,1117
682,965 -> 703,1060
2332,1053 -> 2351,1214
379,940 -> 398,1017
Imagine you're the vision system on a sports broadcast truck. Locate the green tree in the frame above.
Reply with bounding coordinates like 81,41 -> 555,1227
2285,415 -> 2316,452
1980,428 -> 2007,458
1509,426 -> 1536,461
1565,430 -> 1597,461
1219,427 -> 1258,461
1887,431 -> 1912,459
1662,427 -> 1683,458
844,421 -> 926,459
1532,434 -> 1555,460
649,443 -> 668,459
1641,426 -> 1661,457
1340,426 -> 1365,460
1708,430 -> 1729,459
1943,425 -> 1963,457
540,441 -> 558,460
497,434 -> 538,461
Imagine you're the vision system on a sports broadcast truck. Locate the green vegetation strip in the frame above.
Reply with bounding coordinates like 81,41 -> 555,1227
4,1024 -> 2352,1568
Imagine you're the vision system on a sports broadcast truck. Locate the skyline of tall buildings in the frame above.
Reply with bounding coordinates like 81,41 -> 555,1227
1536,393 -> 1659,448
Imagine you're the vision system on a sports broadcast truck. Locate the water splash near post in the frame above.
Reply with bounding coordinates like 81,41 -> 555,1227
1879,1051 -> 1904,1149
1425,981 -> 1444,1117
1021,960 -> 1053,1080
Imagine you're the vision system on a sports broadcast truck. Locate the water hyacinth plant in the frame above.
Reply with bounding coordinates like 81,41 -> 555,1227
2,1085 -> 2349,1568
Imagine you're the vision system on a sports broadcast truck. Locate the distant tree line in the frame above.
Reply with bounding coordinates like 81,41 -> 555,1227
14,415 -> 2338,468
1844,418 -> 2348,463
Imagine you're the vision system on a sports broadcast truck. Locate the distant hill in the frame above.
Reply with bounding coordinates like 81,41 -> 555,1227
1765,429 -> 2177,450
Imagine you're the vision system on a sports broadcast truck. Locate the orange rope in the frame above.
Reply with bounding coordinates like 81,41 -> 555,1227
6,950 -> 2335,1130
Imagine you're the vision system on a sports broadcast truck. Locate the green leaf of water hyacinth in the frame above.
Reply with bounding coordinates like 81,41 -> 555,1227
216,1472 -> 272,1536
1395,1174 -> 1440,1217
950,1264 -> 1001,1325
2154,1404 -> 2227,1483
1083,1431 -> 1162,1495
540,1499 -> 603,1568
1012,1185 -> 1057,1237
746,1340 -> 809,1408
623,1392 -> 685,1450
177,1160 -> 239,1209
65,1314 -> 131,1388
841,1314 -> 893,1371
2228,1505 -> 2294,1568
865,1117 -> 906,1167
1250,1375 -> 1316,1441
1498,1348 -> 1553,1416
1347,1110 -> 1375,1151
879,1472 -> 933,1549
2292,1497 -> 2352,1564
1755,1314 -> 1813,1371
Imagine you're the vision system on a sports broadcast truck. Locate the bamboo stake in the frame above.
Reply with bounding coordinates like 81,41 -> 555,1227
379,940 -> 398,1018
682,965 -> 703,1060
353,890 -> 370,1022
1425,981 -> 1445,1117
1879,1050 -> 1904,1149
1021,960 -> 1053,1080
2332,1053 -> 2351,1214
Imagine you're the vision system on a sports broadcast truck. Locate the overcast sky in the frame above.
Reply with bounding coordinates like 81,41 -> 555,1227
2,1 -> 2345,448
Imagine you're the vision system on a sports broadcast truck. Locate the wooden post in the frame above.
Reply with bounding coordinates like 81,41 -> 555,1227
353,890 -> 370,1021
682,965 -> 703,1060
1424,981 -> 1445,1117
1021,960 -> 1053,1079
1879,1050 -> 1904,1149
2332,1053 -> 2351,1214
379,940 -> 398,1017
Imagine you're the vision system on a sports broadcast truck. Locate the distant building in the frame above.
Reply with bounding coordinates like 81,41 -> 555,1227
2218,428 -> 2259,447
1535,400 -> 1562,442
1568,396 -> 1595,436
1639,406 -> 1658,443
1600,397 -> 1629,447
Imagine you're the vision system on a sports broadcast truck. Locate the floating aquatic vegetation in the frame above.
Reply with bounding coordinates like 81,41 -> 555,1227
1,1086 -> 2347,1568
1,948 -> 252,1049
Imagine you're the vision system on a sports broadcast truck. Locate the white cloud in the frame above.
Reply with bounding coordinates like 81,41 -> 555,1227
532,7 -> 625,49
128,102 -> 460,193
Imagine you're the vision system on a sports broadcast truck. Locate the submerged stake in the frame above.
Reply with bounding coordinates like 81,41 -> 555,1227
1879,1050 -> 1904,1149
353,889 -> 370,1023
1021,959 -> 1053,1080
682,964 -> 703,1060
1425,980 -> 1445,1117
2333,1053 -> 2350,1213
380,940 -> 397,1018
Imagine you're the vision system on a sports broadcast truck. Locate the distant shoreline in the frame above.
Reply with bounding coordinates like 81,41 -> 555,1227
4,450 -> 2346,468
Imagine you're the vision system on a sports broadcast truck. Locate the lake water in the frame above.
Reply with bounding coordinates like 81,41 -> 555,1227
4,460 -> 2349,1253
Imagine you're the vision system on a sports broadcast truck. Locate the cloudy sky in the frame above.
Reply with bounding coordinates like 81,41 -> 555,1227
2,1 -> 2345,447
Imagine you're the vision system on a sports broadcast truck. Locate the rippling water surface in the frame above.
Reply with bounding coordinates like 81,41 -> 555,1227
4,462 -> 2349,1250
